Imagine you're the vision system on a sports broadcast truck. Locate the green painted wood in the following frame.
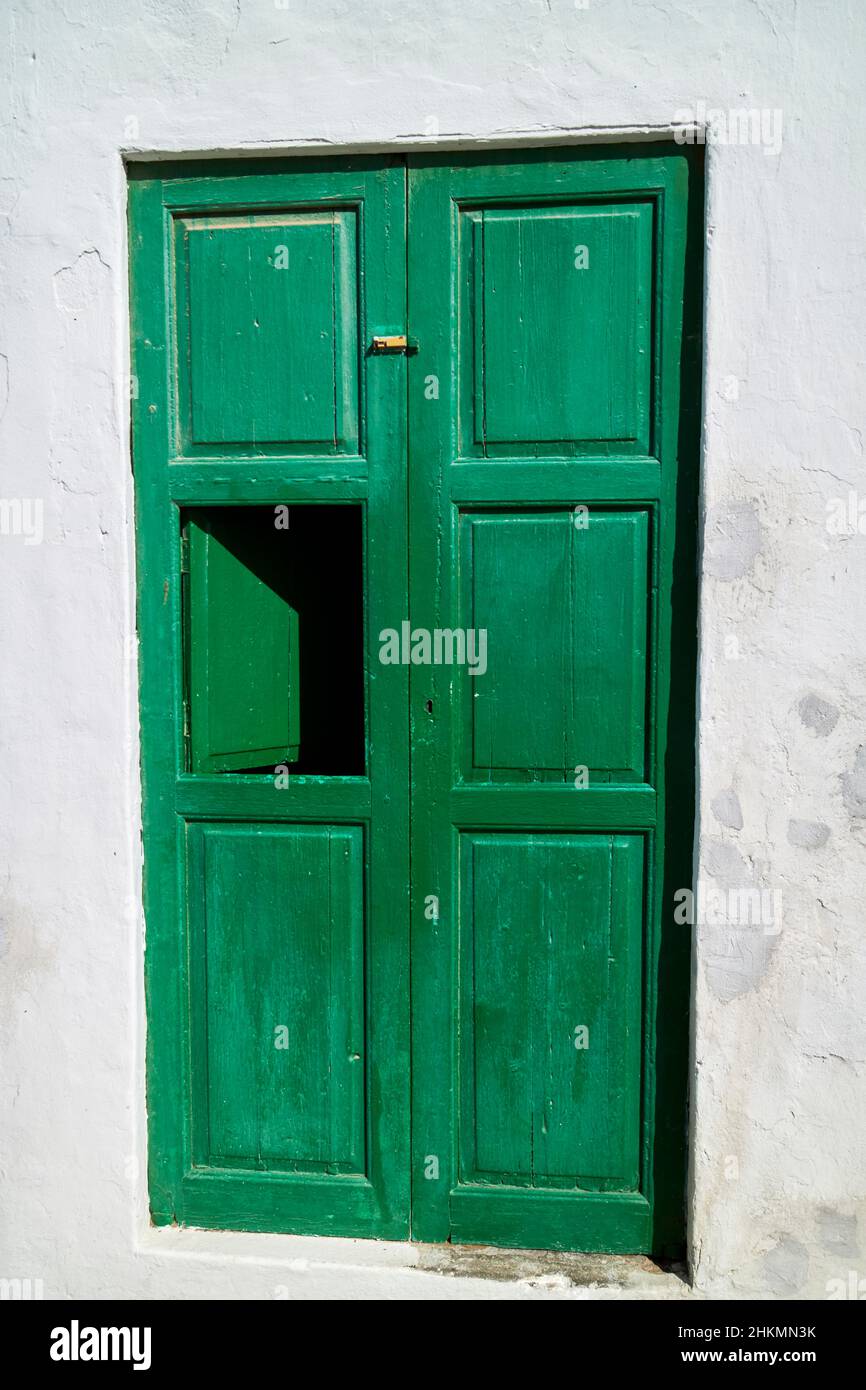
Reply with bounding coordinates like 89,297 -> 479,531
168,467 -> 368,503
129,156 -> 410,1239
187,510 -> 300,773
185,503 -> 365,777
450,784 -> 656,828
460,834 -> 643,1188
463,508 -> 648,781
131,146 -> 700,1254
472,203 -> 652,450
176,210 -> 358,455
449,458 -> 660,505
407,145 -> 701,1255
188,823 -> 363,1171
178,1168 -> 383,1237
175,776 -> 371,821
449,1189 -> 652,1254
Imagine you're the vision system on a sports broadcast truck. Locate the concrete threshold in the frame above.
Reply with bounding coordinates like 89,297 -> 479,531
135,1227 -> 697,1300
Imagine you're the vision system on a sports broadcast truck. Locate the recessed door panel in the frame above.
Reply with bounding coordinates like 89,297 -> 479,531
461,508 -> 649,781
459,833 -> 644,1188
461,202 -> 653,456
177,211 -> 359,453
188,823 -> 364,1172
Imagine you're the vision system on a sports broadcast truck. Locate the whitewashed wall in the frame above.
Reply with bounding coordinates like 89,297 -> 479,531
1,0 -> 864,1300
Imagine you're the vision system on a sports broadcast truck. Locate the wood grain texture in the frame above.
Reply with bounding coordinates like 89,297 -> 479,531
474,204 -> 651,449
188,823 -> 364,1172
463,508 -> 648,780
176,209 -> 359,455
459,834 -> 643,1188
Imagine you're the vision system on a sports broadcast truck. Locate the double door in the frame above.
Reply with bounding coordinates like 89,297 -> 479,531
130,145 -> 700,1252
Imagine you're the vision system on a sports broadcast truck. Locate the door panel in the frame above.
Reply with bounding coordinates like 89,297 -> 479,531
460,508 -> 649,780
188,822 -> 364,1172
467,203 -> 652,452
177,210 -> 359,453
459,833 -> 643,1188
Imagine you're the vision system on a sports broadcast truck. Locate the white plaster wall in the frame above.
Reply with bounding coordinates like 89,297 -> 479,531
1,0 -> 864,1300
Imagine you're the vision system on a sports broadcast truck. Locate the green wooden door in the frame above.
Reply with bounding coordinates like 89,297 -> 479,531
406,148 -> 700,1254
130,146 -> 700,1253
130,158 -> 411,1238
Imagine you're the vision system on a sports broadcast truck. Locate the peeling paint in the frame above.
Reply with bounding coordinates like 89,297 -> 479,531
711,787 -> 743,831
52,249 -> 111,317
786,819 -> 830,850
703,500 -> 762,581
841,747 -> 866,819
762,1238 -> 809,1297
817,1207 -> 859,1258
702,923 -> 778,1002
702,837 -> 749,889
798,694 -> 840,738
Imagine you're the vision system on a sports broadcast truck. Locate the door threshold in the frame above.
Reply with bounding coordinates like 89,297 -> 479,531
140,1225 -> 694,1299
414,1243 -> 691,1293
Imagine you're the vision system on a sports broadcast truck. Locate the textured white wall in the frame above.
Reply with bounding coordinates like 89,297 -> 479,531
1,0 -> 864,1300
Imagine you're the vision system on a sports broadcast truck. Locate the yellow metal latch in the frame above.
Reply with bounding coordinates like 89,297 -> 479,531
370,334 -> 415,353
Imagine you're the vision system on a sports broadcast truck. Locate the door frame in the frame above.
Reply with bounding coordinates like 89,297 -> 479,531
129,143 -> 702,1255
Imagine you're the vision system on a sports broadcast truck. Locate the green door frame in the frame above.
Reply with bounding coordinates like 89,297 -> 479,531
129,144 -> 701,1253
